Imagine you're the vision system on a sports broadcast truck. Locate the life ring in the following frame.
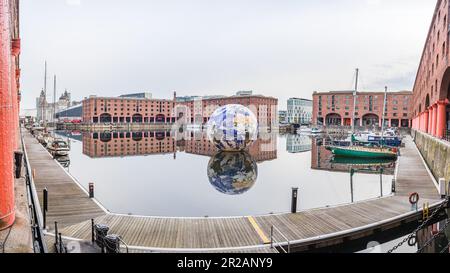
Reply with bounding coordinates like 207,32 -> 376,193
409,192 -> 420,205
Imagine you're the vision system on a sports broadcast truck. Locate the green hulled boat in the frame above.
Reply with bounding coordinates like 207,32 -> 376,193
326,146 -> 398,159
331,156 -> 395,165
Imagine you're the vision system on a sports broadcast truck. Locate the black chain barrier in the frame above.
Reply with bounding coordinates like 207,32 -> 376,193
417,218 -> 450,253
439,241 -> 450,254
387,197 -> 449,253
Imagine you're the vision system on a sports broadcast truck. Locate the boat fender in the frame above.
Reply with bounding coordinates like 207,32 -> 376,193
408,235 -> 417,247
409,192 -> 420,205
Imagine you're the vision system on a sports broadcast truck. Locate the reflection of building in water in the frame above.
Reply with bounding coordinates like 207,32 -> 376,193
82,131 -> 176,158
181,132 -> 278,163
310,138 -> 395,175
82,130 -> 277,162
286,135 -> 312,153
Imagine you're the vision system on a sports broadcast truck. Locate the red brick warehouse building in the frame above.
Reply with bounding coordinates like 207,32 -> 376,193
82,93 -> 177,124
312,91 -> 413,127
412,0 -> 450,139
82,91 -> 278,128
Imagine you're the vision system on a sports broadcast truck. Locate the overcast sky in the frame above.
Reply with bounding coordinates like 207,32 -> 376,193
20,0 -> 436,110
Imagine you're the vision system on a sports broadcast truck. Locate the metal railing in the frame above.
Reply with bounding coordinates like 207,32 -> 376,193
270,226 -> 291,253
54,222 -> 67,253
21,131 -> 48,253
444,130 -> 450,142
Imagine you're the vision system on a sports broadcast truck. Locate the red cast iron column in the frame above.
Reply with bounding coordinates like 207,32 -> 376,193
0,0 -> 15,230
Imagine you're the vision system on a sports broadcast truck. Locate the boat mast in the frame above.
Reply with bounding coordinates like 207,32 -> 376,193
381,86 -> 388,145
53,75 -> 57,128
352,68 -> 359,134
43,61 -> 47,128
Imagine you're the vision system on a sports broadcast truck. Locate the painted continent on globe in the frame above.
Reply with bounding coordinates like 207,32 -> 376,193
206,104 -> 258,152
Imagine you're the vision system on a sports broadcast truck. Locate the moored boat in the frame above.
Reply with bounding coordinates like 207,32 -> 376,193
47,138 -> 70,156
326,145 -> 398,159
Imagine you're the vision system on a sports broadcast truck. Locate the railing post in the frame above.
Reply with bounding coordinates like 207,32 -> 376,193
91,219 -> 95,243
59,233 -> 63,253
43,188 -> 48,228
54,221 -> 59,250
270,226 -> 274,249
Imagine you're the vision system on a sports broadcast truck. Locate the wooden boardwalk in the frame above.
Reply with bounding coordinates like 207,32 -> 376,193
23,131 -> 106,229
23,130 -> 443,252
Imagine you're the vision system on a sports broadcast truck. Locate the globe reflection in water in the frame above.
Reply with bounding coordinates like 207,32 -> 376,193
207,152 -> 258,195
206,104 -> 258,152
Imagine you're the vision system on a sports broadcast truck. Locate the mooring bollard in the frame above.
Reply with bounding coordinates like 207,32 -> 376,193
89,183 -> 94,198
91,219 -> 95,243
291,187 -> 299,214
14,151 -> 23,179
43,188 -> 48,228
439,178 -> 447,199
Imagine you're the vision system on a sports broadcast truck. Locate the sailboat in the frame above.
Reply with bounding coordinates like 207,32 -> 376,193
326,71 -> 398,159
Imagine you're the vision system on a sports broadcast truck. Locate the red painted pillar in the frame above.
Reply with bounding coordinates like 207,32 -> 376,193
431,104 -> 438,136
427,108 -> 433,134
0,0 -> 15,230
436,100 -> 449,139
419,113 -> 423,132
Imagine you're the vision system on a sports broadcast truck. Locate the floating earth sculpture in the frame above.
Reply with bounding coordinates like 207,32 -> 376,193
206,104 -> 258,152
207,152 -> 258,195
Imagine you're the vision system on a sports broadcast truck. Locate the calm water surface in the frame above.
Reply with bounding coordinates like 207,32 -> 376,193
56,131 -> 395,217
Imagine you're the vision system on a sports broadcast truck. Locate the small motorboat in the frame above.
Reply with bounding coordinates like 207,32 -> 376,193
55,155 -> 71,168
36,132 -> 53,147
47,139 -> 70,157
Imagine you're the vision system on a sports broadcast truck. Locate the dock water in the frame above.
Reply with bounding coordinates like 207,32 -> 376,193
23,129 -> 442,252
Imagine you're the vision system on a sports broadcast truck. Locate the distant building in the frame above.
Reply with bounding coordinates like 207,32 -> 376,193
176,91 -> 278,128
312,90 -> 413,128
82,94 -> 176,124
56,104 -> 83,121
119,92 -> 152,99
278,110 -> 287,124
82,91 -> 278,127
36,89 -> 73,123
287,98 -> 312,125
236,90 -> 253,96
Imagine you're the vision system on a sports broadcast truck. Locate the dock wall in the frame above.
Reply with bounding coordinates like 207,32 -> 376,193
412,130 -> 450,182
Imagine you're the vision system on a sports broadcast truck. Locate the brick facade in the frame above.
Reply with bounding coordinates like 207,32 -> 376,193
411,0 -> 450,139
82,93 -> 278,128
312,91 -> 413,128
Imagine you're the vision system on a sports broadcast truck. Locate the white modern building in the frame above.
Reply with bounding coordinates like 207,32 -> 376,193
287,98 -> 312,125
